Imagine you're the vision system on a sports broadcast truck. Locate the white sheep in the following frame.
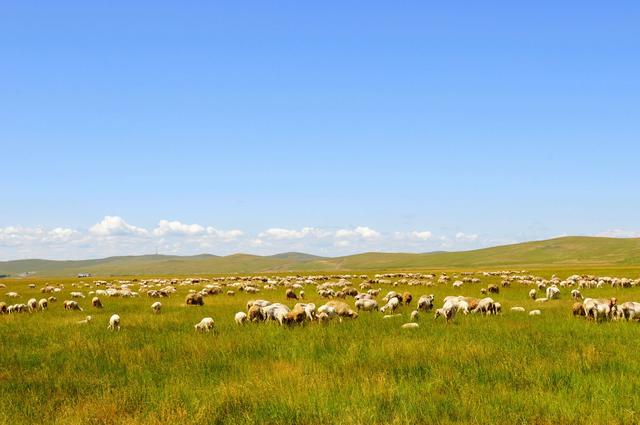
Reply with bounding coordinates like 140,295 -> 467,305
417,294 -> 435,311
108,314 -> 121,331
511,306 -> 525,312
38,298 -> 48,311
151,301 -> 162,314
27,298 -> 37,312
78,315 -> 92,324
401,322 -> 419,329
355,298 -> 379,312
546,285 -> 560,299
235,311 -> 248,325
410,310 -> 419,321
380,297 -> 400,314
528,289 -> 537,300
529,310 -> 541,316
195,317 -> 215,332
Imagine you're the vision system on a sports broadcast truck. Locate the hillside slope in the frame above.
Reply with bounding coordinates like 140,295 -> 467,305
1,236 -> 639,276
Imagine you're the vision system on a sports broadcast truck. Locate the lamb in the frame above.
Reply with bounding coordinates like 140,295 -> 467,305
402,292 -> 413,305
299,290 -> 305,299
410,310 -> 419,321
70,292 -> 85,299
417,295 -> 435,311
235,311 -> 248,325
38,298 -> 48,311
511,307 -> 525,312
528,289 -> 537,300
92,297 -> 103,308
529,310 -> 541,316
108,314 -> 121,331
355,298 -> 379,312
151,301 -> 162,314
493,302 -> 502,314
185,293 -> 204,306
571,289 -> 583,300
78,315 -> 92,324
316,312 -> 330,324
194,317 -> 215,332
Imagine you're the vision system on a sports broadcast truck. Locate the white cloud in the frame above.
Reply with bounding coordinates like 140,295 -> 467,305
153,220 -> 205,236
335,226 -> 381,240
455,232 -> 479,242
206,227 -> 244,241
90,216 -> 148,236
259,227 -> 330,240
410,231 -> 433,240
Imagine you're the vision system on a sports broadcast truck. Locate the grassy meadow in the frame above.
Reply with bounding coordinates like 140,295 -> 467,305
2,269 -> 640,424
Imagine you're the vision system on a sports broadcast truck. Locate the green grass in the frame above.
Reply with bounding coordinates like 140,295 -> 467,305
2,269 -> 640,424
3,236 -> 640,276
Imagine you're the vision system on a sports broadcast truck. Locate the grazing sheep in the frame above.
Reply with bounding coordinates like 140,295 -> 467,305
546,285 -> 560,299
535,298 -> 549,303
92,297 -> 103,308
48,296 -> 57,303
472,297 -> 495,315
493,302 -> 502,314
325,301 -> 358,319
583,297 -> 616,321
293,303 -> 317,321
621,302 -> 640,321
316,312 -> 330,324
480,288 -> 487,295
317,304 -> 338,320
380,297 -> 400,314
226,290 -> 235,296
235,311 -> 248,325
0,302 -> 7,314
151,301 -> 162,314
487,284 -> 499,294
262,303 -> 291,325
27,298 -> 37,312
383,314 -> 402,319
572,302 -> 586,317
246,299 -> 271,311
528,289 -> 537,300
511,307 -> 525,312
248,305 -> 266,322
185,293 -> 204,306
355,298 -> 379,312
283,305 -> 307,325
6,292 -> 19,298
195,317 -> 215,332
402,292 -> 413,305
571,289 -> 583,300
299,290 -> 305,299
401,322 -> 419,329
38,298 -> 48,311
63,300 -> 83,311
285,289 -> 298,300
529,310 -> 542,316
434,299 -> 460,323
410,310 -> 419,321
70,292 -> 85,299
108,314 -> 121,331
417,295 -> 435,312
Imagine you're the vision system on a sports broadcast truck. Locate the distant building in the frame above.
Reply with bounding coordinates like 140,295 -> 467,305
77,273 -> 92,278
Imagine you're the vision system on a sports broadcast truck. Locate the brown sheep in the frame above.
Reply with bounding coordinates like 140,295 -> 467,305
402,292 -> 413,306
285,289 -> 298,300
248,305 -> 265,321
0,302 -> 7,314
463,297 -> 479,311
185,293 -> 204,306
480,288 -> 487,295
92,297 -> 103,308
325,300 -> 359,319
343,287 -> 358,297
283,306 -> 307,325
572,302 -> 586,317
487,284 -> 499,294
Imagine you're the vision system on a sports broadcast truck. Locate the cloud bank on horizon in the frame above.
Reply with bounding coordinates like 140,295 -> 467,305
0,216 -> 638,261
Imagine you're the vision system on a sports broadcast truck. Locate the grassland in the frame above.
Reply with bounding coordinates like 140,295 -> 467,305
2,268 -> 640,424
3,236 -> 640,277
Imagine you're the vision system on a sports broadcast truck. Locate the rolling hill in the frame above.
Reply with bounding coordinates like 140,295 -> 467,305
1,236 -> 640,277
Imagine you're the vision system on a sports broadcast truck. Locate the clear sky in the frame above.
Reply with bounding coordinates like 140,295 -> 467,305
1,1 -> 639,260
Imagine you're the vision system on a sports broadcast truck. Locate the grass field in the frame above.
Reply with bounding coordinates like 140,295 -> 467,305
2,269 -> 640,424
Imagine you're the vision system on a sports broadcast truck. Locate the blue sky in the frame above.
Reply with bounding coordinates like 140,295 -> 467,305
1,1 -> 639,260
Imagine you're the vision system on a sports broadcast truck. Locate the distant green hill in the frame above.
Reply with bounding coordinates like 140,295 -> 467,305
1,236 -> 640,277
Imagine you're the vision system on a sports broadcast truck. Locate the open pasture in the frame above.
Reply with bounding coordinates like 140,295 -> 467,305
2,269 -> 640,424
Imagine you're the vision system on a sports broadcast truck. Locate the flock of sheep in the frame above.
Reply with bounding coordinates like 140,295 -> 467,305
2,270 -> 640,331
